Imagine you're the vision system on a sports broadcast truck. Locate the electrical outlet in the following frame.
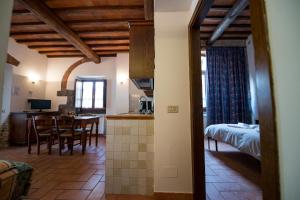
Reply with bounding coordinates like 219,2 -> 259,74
167,105 -> 179,113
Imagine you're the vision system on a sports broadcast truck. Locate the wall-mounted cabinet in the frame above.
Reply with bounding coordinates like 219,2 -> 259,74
129,21 -> 154,79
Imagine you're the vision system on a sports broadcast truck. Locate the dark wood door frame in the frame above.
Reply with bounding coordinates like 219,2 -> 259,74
188,0 -> 280,199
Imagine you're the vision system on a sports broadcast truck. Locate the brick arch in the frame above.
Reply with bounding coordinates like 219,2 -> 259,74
60,57 -> 95,90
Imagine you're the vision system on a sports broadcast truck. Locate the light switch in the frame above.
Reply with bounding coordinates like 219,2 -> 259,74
167,105 -> 179,113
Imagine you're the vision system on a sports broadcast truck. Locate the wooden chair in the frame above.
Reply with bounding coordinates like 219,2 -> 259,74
54,115 -> 73,133
31,115 -> 55,155
76,121 -> 94,146
77,114 -> 95,146
54,116 -> 88,155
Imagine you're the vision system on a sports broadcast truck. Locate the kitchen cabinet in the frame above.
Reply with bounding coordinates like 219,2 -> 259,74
129,21 -> 154,79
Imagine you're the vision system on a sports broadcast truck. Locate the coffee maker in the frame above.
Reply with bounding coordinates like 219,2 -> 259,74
139,96 -> 153,114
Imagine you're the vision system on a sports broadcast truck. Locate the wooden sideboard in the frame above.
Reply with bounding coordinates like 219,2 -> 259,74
9,111 -> 59,145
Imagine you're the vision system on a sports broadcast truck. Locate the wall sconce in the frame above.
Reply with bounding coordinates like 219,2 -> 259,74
117,74 -> 128,85
28,71 -> 40,84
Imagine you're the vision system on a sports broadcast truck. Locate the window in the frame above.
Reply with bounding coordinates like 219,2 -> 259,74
201,51 -> 207,109
75,79 -> 107,113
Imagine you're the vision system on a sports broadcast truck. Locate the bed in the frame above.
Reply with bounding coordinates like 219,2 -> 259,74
204,123 -> 261,160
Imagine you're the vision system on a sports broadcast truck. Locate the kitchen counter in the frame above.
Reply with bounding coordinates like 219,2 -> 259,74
106,113 -> 154,120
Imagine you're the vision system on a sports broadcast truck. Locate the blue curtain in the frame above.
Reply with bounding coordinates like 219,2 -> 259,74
206,47 -> 251,125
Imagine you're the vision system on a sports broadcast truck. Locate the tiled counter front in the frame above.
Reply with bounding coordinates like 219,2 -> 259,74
105,118 -> 154,195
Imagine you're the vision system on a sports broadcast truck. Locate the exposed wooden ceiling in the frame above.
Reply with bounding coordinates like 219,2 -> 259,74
200,0 -> 251,44
10,0 -> 152,59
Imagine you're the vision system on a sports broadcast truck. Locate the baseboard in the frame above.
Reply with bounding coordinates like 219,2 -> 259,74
105,194 -> 154,199
154,192 -> 193,200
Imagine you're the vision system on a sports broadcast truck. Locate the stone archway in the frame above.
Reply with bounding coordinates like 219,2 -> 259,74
57,57 -> 95,114
60,57 -> 92,91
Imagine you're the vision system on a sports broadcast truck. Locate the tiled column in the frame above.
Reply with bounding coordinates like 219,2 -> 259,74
106,119 -> 154,195
0,119 -> 9,147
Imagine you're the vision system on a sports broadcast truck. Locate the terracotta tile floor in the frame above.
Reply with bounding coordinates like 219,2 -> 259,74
0,137 -> 262,200
205,140 -> 262,200
0,137 -> 106,200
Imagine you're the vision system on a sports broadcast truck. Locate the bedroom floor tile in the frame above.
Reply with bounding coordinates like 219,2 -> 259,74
205,140 -> 262,199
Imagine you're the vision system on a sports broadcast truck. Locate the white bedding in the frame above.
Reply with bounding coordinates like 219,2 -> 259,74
205,123 -> 261,160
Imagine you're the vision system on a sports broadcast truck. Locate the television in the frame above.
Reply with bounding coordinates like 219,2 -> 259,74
28,99 -> 51,111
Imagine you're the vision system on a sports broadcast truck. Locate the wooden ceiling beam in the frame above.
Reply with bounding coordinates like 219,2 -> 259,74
200,24 -> 251,28
11,17 -> 144,24
85,39 -> 130,45
11,31 -> 130,40
203,19 -> 251,25
29,43 -> 129,48
200,27 -> 251,33
11,14 -> 41,24
17,39 -> 130,46
47,54 -> 117,58
208,7 -> 250,18
13,6 -> 144,14
78,31 -> 129,38
53,10 -> 144,22
44,0 -> 144,9
200,26 -> 251,32
201,36 -> 248,40
30,45 -> 129,52
16,0 -> 100,63
43,50 -> 128,56
47,55 -> 84,58
11,20 -> 133,26
11,23 -> 52,33
205,16 -> 250,20
211,5 -> 233,9
208,0 -> 249,45
11,21 -> 130,33
201,33 -> 249,38
92,46 -> 129,51
11,32 -> 63,40
53,5 -> 144,11
43,52 -> 84,56
16,39 -> 69,45
200,30 -> 251,35
210,5 -> 250,11
12,8 -> 145,23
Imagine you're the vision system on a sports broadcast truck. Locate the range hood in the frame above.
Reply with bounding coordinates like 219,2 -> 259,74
132,78 -> 154,97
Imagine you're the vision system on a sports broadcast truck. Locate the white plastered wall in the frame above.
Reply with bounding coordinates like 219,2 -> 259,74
265,0 -> 300,199
0,0 -> 13,118
154,11 -> 193,193
7,38 -> 48,112
115,53 -> 130,114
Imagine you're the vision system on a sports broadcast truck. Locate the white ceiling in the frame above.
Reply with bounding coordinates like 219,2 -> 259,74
155,0 -> 194,12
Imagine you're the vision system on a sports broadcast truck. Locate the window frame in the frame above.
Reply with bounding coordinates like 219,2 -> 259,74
74,79 -> 107,114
